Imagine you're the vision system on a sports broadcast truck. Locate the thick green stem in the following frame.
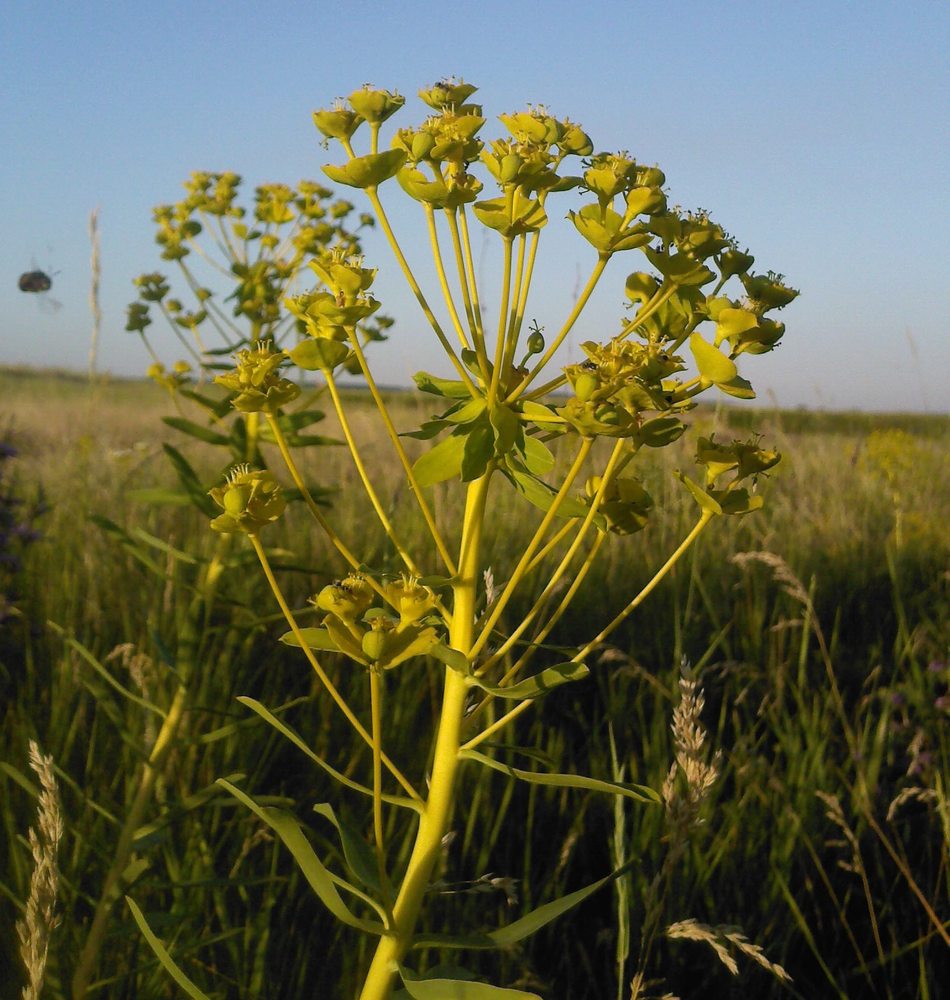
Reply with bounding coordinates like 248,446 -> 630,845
357,474 -> 491,1000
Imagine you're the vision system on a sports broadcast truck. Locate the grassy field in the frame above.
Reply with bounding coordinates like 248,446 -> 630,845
1,367 -> 947,998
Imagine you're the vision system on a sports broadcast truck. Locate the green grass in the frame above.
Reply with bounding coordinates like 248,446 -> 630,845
1,367 -> 947,998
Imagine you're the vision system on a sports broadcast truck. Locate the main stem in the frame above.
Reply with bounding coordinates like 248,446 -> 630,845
357,473 -> 491,1000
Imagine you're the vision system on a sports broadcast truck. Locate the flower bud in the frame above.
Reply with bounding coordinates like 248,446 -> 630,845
526,328 -> 545,355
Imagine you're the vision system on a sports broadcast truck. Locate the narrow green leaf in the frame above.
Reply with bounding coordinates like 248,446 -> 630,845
276,408 -> 326,431
476,744 -> 557,769
519,401 -> 561,430
133,773 -> 245,848
126,487 -> 192,507
0,762 -> 37,797
413,858 -> 640,951
162,444 -> 217,516
125,897 -> 212,1000
460,749 -> 660,803
313,803 -> 381,894
413,433 -> 466,487
506,469 -> 591,520
162,416 -> 230,446
280,432 -> 343,448
49,626 -> 166,718
430,643 -> 470,674
399,968 -> 541,1000
130,527 -> 199,564
469,661 -> 589,700
178,386 -> 234,418
236,698 -> 421,812
413,372 -> 472,398
217,779 -> 386,934
90,515 -> 171,579
278,627 -> 338,651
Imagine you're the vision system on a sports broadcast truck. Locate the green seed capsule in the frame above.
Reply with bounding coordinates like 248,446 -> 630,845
574,372 -> 598,403
362,624 -> 396,663
223,484 -> 253,515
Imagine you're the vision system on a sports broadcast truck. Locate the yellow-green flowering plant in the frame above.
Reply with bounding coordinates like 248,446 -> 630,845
69,177 -> 390,1000
125,172 -> 392,489
132,81 -> 797,999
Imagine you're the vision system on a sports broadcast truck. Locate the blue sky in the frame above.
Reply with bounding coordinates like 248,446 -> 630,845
2,0 -> 947,412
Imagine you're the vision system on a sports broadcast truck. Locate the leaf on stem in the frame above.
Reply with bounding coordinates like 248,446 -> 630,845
125,897 -> 212,1000
412,856 -> 643,951
468,661 -> 589,700
235,698 -> 422,812
688,333 -> 737,386
278,626 -> 339,651
413,371 -> 473,398
503,467 -> 594,521
397,967 -> 542,999
413,433 -> 467,486
162,415 -> 230,446
674,472 -> 723,515
460,749 -> 659,803
313,803 -> 382,894
217,779 -> 387,933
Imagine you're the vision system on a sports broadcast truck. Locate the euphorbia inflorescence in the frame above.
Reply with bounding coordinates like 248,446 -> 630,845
173,78 -> 801,1000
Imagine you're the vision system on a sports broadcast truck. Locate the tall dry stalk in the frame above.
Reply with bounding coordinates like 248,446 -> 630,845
87,207 -> 102,379
16,740 -> 64,1000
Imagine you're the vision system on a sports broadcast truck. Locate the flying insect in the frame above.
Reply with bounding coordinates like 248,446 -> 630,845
18,269 -> 54,293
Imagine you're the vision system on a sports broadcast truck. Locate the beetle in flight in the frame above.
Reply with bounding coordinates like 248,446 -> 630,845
18,269 -> 54,293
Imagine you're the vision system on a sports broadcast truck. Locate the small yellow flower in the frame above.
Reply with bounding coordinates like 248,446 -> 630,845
214,341 -> 300,413
209,465 -> 285,534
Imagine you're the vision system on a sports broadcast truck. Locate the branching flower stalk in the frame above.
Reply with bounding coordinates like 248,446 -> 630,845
135,80 -> 797,998
75,179 -> 385,998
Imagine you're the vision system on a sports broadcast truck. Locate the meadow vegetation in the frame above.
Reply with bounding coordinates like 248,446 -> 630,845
1,367 -> 946,998
2,76 -> 947,1000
